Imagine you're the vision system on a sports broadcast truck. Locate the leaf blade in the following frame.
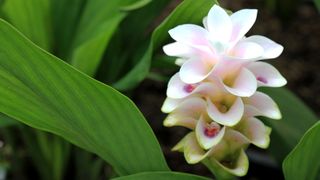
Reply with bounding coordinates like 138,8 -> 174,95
114,0 -> 218,90
112,171 -> 210,180
283,121 -> 320,180
261,87 -> 318,163
0,19 -> 169,175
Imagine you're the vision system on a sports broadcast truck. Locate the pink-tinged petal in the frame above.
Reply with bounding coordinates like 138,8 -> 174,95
243,91 -> 281,119
231,41 -> 264,59
183,132 -> 209,164
207,5 -> 232,44
243,105 -> 261,118
168,24 -> 209,47
246,61 -> 287,87
180,58 -> 212,84
223,68 -> 257,97
161,97 -> 182,113
236,117 -> 271,148
207,97 -> 244,126
164,97 -> 206,129
163,42 -> 195,58
192,82 -> 221,97
167,73 -> 194,99
230,9 -> 257,44
245,35 -> 284,59
196,117 -> 225,150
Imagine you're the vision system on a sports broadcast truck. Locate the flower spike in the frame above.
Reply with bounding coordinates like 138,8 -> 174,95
162,4 -> 286,177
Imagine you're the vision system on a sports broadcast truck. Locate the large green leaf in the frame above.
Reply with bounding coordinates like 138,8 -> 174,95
68,0 -> 151,76
260,88 -> 318,162
112,172 -> 210,180
283,121 -> 320,180
0,19 -> 169,175
0,0 -> 52,51
113,0 -> 218,90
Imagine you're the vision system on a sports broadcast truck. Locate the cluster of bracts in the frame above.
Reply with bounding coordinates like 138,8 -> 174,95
161,5 -> 286,176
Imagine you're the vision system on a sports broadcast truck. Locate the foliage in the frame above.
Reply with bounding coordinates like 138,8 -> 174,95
0,0 -> 318,179
283,121 -> 320,180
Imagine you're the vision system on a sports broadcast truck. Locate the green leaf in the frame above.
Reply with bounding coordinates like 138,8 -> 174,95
112,172 -> 210,180
0,19 -> 169,175
0,113 -> 18,128
19,127 -> 71,180
68,0 -> 151,76
0,0 -> 52,51
120,0 -> 152,11
260,88 -> 318,163
50,0 -> 87,59
96,0 -> 171,84
315,0 -> 320,12
113,0 -> 218,90
283,121 -> 320,180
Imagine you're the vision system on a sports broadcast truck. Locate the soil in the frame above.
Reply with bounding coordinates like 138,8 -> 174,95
133,1 -> 320,179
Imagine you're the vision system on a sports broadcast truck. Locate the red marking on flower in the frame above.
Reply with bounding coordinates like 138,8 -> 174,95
183,84 -> 196,93
257,76 -> 268,84
204,124 -> 220,138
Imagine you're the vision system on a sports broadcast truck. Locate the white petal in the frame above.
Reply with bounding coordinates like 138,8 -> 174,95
164,97 -> 206,128
164,114 -> 197,129
246,61 -> 287,87
230,9 -> 257,43
172,134 -> 188,152
175,58 -> 188,66
237,117 -> 271,148
207,5 -> 232,44
223,68 -> 257,97
183,132 -> 208,164
245,35 -> 284,59
173,97 -> 206,117
196,117 -> 225,150
163,42 -> 195,57
161,97 -> 182,113
207,97 -> 244,126
231,41 -> 264,59
243,91 -> 281,119
192,82 -> 221,97
209,148 -> 249,177
203,16 -> 208,30
167,73 -> 191,99
208,130 -> 249,176
180,59 -> 212,84
243,105 -> 261,118
168,24 -> 209,47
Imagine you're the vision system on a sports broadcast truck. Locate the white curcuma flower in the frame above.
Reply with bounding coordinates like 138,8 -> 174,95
162,4 -> 286,177
163,5 -> 286,97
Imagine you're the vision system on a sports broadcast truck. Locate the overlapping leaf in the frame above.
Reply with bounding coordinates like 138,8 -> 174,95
112,171 -> 210,180
68,0 -> 152,76
261,88 -> 318,162
0,19 -> 169,175
283,121 -> 320,180
114,0 -> 218,90
0,0 -> 52,51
